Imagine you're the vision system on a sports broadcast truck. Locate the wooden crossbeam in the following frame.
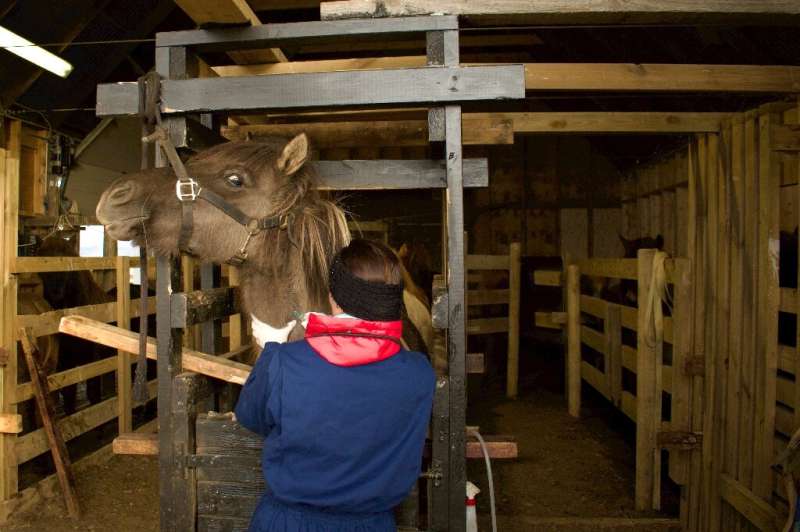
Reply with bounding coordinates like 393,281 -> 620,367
97,65 -> 524,116
321,0 -> 800,23
223,118 -> 513,146
58,316 -> 252,386
0,415 -> 21,435
113,433 -> 159,456
524,63 -> 800,93
471,112 -> 728,133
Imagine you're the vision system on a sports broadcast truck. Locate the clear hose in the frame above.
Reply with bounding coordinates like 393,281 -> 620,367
468,428 -> 497,532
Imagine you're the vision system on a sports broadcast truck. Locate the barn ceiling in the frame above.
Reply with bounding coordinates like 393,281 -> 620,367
1,0 -> 799,168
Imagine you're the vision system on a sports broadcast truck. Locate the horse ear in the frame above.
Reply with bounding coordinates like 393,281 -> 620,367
277,133 -> 309,176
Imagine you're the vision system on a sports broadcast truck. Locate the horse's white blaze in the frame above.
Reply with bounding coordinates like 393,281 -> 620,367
250,314 -> 297,348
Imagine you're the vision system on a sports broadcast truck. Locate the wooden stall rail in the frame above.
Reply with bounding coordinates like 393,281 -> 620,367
465,242 -> 521,398
563,253 -> 696,514
0,221 -> 157,520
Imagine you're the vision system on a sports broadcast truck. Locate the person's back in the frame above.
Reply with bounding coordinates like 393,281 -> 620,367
235,239 -> 435,532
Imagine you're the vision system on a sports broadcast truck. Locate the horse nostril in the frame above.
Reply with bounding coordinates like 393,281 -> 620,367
108,181 -> 137,206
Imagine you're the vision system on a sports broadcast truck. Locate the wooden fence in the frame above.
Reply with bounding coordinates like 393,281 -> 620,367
0,119 -> 159,521
563,253 -> 695,515
466,242 -> 521,398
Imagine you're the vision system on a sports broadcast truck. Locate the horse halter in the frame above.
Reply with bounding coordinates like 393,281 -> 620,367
174,176 -> 290,266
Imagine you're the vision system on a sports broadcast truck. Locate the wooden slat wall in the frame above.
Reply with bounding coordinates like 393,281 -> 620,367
622,102 -> 796,531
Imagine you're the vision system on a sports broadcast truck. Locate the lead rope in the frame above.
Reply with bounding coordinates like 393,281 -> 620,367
131,71 -> 161,403
642,251 -> 672,349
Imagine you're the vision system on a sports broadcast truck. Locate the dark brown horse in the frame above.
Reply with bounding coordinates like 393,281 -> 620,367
96,135 -> 431,361
36,236 -> 115,413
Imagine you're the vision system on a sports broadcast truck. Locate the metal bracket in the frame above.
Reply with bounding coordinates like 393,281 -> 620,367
175,177 -> 201,202
657,431 -> 703,451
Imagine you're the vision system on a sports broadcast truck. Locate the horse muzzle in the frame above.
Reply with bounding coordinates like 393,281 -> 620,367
96,178 -> 151,241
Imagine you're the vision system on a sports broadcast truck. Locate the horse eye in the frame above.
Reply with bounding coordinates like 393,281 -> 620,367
226,174 -> 244,188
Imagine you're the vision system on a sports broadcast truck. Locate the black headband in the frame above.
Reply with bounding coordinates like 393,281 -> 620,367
329,256 -> 403,322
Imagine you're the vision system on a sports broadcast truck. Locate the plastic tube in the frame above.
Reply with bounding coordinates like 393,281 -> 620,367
468,428 -> 497,532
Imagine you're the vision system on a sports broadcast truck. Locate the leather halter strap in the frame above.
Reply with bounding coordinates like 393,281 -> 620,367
174,176 -> 288,265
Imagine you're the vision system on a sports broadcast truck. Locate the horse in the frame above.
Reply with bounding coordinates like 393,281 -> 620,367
95,134 -> 434,365
36,236 -> 115,414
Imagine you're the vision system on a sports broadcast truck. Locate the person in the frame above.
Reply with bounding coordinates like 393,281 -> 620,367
235,238 -> 436,532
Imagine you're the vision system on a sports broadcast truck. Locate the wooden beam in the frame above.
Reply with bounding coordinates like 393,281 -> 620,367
223,118 -> 513,146
112,433 -> 158,456
471,112 -> 727,133
214,55 -> 426,77
465,435 -> 517,459
58,316 -> 251,386
96,65 -> 525,116
312,159 -> 489,190
0,415 -> 21,435
719,474 -> 781,532
321,0 -> 800,24
524,63 -> 800,93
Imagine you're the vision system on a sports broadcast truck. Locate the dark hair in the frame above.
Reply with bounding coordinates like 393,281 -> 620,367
337,239 -> 402,285
329,239 -> 404,321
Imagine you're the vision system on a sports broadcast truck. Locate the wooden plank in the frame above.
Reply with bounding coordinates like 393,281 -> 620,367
497,516 -> 681,531
567,264 -> 581,418
11,256 -> 140,273
156,16 -> 460,49
467,289 -> 509,306
622,345 -> 637,373
112,433 -> 158,456
534,270 -> 562,287
115,256 -> 132,434
621,391 -> 637,422
737,113 -> 759,508
466,353 -> 484,374
465,435 -> 518,459
576,258 -> 638,280
582,361 -> 610,399
535,312 -> 565,329
523,64 -> 800,93
58,316 -> 251,385
605,304 -> 622,408
1,119 -> 20,500
16,379 -> 157,465
0,415 -> 21,435
223,118 -> 513,146
465,254 -> 509,270
471,111 -> 727,133
16,297 -> 156,338
719,474 -> 780,532
772,124 -> 800,152
171,287 -> 241,328
754,107 -> 780,499
18,328 -> 80,518
313,158 -> 489,190
15,357 -> 117,403
701,132 -> 719,531
96,65 -> 526,116
579,295 -> 608,319
669,259 -> 693,485
780,287 -> 797,313
507,242 -> 521,399
636,248 -> 659,511
321,0 -> 800,22
466,317 -> 508,335
714,120 -> 733,531
581,325 -> 606,354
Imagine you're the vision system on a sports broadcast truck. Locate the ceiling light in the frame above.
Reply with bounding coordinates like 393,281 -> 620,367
0,25 -> 73,78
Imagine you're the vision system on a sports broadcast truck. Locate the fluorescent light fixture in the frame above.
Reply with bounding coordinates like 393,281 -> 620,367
0,25 -> 73,78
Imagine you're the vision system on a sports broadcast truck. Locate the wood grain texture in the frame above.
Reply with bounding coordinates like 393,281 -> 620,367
58,316 -> 251,385
566,265 -> 581,418
321,0 -> 800,22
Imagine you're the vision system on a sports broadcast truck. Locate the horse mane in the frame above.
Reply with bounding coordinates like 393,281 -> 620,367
289,195 -> 351,307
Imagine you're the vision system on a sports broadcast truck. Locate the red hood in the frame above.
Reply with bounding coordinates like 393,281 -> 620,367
304,313 -> 403,366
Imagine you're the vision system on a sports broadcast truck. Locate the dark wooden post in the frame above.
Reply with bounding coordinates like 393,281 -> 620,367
155,44 -> 189,532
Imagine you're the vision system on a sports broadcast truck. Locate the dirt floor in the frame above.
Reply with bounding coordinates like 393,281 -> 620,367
6,455 -> 159,531
6,348 -> 677,531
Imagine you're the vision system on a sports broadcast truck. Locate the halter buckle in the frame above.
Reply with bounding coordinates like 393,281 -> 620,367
176,178 -> 201,202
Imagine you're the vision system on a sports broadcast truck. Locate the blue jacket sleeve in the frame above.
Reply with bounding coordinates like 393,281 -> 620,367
234,342 -> 279,436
